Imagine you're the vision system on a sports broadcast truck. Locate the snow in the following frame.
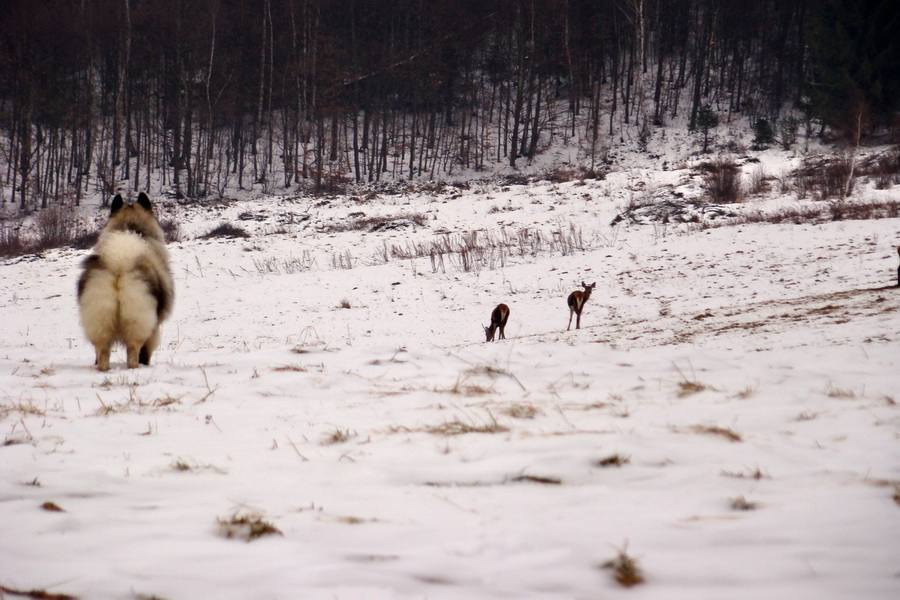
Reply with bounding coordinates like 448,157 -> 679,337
2,160 -> 899,599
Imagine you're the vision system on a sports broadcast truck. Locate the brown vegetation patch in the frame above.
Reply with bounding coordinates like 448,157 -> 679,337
0,584 -> 78,600
424,416 -> 508,436
688,424 -> 742,442
218,513 -> 282,541
600,546 -> 645,588
200,222 -> 250,239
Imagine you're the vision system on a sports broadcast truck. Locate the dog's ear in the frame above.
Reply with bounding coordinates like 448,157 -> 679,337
110,194 -> 124,215
137,192 -> 153,212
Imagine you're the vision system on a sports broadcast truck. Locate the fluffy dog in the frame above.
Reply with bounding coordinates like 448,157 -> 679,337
77,193 -> 174,371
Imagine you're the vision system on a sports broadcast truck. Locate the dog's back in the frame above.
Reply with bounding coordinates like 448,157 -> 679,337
78,193 -> 173,370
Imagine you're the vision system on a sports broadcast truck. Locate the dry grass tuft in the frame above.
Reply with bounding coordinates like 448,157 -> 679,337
0,584 -> 78,600
596,453 -> 631,468
677,380 -> 707,397
465,364 -> 511,377
795,410 -> 818,421
673,363 -> 708,397
94,386 -> 183,415
0,400 -> 47,418
425,415 -> 509,436
440,379 -> 494,396
152,394 -> 182,408
171,459 -> 193,472
322,428 -> 355,445
333,514 -> 373,525
721,467 -> 770,480
502,403 -> 541,419
689,424 -> 742,442
824,382 -> 857,399
254,251 -> 317,274
730,495 -> 758,511
169,458 -> 227,474
734,384 -> 758,399
273,364 -> 308,372
509,474 -> 562,485
218,512 -> 282,541
601,545 -> 645,588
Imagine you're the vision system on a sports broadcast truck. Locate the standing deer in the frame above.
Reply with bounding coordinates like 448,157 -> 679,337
484,303 -> 510,342
567,281 -> 596,330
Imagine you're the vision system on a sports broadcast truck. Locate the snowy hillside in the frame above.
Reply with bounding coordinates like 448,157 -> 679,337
1,159 -> 899,599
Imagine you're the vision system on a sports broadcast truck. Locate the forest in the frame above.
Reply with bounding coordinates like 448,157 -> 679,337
1,0 -> 898,209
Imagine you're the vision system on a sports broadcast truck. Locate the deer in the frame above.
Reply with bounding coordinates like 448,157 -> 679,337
484,303 -> 510,342
567,281 -> 596,330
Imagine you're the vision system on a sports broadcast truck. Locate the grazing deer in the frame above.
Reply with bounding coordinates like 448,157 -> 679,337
484,303 -> 510,342
567,281 -> 596,330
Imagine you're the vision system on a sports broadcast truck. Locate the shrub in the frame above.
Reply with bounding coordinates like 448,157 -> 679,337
0,223 -> 27,257
159,217 -> 181,242
34,204 -> 83,250
752,118 -> 775,149
702,158 -> 743,203
200,222 -> 250,239
778,117 -> 799,150
818,157 -> 854,199
70,229 -> 100,249
310,172 -> 351,196
542,165 -> 607,183
703,198 -> 900,228
747,166 -> 770,195
868,147 -> 900,190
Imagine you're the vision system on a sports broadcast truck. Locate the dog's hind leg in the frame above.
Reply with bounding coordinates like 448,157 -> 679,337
96,344 -> 112,372
126,341 -> 143,369
139,327 -> 161,366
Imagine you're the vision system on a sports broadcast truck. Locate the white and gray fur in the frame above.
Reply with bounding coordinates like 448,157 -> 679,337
77,193 -> 174,371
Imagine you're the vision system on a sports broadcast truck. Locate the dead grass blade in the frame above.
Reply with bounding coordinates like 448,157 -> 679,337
0,584 -> 78,600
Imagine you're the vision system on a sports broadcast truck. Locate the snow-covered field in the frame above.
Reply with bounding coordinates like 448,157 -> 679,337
1,158 -> 899,599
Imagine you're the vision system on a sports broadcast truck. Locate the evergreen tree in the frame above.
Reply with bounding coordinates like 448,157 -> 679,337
808,0 -> 900,137
752,118 -> 775,149
695,104 -> 718,153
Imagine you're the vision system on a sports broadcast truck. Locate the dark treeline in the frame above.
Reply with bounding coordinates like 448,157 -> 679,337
1,0 -> 897,209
